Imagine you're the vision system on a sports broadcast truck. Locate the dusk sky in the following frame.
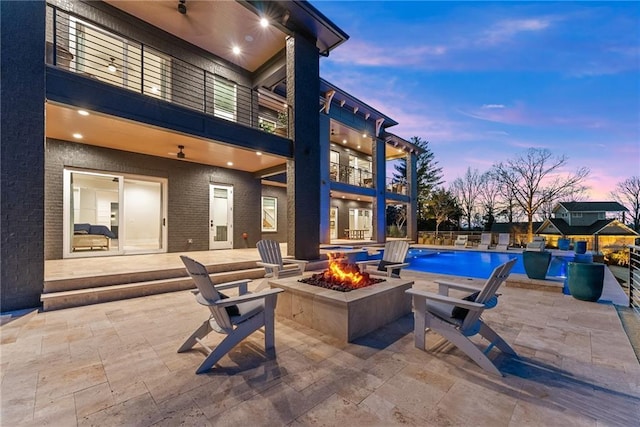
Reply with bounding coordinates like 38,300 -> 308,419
315,1 -> 639,200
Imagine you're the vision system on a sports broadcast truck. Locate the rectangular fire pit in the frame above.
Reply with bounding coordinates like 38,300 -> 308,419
268,275 -> 413,342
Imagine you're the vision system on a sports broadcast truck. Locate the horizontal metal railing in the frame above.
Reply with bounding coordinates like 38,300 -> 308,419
630,245 -> 640,314
330,162 -> 373,188
386,177 -> 407,195
45,5 -> 288,137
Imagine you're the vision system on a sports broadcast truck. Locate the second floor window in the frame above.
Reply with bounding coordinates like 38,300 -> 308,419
213,77 -> 237,121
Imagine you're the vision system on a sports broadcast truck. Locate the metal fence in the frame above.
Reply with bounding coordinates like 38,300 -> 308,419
630,245 -> 640,314
45,5 -> 287,137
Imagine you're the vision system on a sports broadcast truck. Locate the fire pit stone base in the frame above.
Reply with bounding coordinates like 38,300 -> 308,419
268,275 -> 413,342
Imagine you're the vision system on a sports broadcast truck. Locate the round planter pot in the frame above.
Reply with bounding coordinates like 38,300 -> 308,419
558,238 -> 571,251
523,250 -> 552,280
567,262 -> 604,302
574,241 -> 587,254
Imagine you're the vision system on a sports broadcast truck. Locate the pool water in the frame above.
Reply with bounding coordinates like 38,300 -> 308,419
402,249 -> 571,279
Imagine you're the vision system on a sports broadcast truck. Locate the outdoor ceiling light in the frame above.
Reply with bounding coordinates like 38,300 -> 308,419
72,133 -> 83,139
256,151 -> 262,156
232,46 -> 241,55
227,161 -> 234,166
260,17 -> 269,28
77,110 -> 89,116
107,57 -> 117,73
342,139 -> 347,144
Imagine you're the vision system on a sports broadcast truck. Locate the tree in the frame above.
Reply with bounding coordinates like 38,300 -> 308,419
425,188 -> 459,236
394,137 -> 443,223
494,169 -> 521,223
478,171 -> 501,231
611,176 -> 640,231
493,148 -> 589,241
451,167 -> 484,230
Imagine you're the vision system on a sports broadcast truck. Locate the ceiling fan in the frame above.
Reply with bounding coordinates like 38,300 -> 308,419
168,145 -> 186,159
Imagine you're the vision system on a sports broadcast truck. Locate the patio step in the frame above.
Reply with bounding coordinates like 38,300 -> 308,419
41,267 -> 266,311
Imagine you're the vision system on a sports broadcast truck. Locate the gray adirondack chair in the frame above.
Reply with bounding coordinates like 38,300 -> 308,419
406,258 -> 517,376
356,240 -> 410,279
178,255 -> 283,374
256,239 -> 308,279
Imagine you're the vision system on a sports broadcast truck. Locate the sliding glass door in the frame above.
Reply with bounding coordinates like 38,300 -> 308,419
63,169 -> 167,257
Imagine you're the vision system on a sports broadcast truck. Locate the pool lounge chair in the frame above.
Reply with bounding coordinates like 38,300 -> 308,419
178,256 -> 284,374
478,233 -> 493,250
406,258 -> 518,376
526,236 -> 546,251
454,235 -> 470,248
495,233 -> 510,251
357,240 -> 410,279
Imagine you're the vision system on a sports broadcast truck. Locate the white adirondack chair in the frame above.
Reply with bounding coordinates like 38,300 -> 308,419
406,258 -> 518,376
178,256 -> 283,374
478,233 -> 493,250
256,239 -> 308,279
454,235 -> 470,248
356,240 -> 410,279
495,233 -> 511,251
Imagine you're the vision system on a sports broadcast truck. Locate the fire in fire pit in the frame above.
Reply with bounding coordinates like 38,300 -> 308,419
299,257 -> 384,292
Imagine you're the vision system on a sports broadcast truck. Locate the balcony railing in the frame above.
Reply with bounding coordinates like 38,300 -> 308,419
386,178 -> 407,195
45,5 -> 288,137
329,162 -> 373,188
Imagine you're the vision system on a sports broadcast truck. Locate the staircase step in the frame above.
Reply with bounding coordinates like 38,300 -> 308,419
44,260 -> 261,293
41,267 -> 266,311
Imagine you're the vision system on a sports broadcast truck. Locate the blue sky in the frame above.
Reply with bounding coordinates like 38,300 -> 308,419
315,1 -> 640,200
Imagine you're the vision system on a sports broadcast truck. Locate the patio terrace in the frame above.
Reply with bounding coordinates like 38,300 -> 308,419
2,266 -> 639,426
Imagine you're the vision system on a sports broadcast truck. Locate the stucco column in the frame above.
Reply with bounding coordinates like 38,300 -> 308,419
285,33 -> 320,259
1,0 -> 46,311
372,137 -> 386,243
407,152 -> 418,242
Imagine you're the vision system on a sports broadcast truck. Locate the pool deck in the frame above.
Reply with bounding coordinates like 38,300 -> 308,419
2,268 -> 639,426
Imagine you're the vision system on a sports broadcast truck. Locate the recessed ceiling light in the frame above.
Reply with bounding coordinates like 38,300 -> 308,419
341,196 -> 345,199
357,198 -> 361,201
342,139 -> 347,144
245,35 -> 254,42
77,110 -> 89,116
260,17 -> 269,28
397,149 -> 403,153
362,133 -> 367,137
232,46 -> 241,55
282,103 -> 287,108
227,161 -> 234,166
72,133 -> 83,139
357,145 -> 361,149
256,151 -> 262,156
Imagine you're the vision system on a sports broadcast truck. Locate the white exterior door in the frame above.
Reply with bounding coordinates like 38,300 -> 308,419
209,185 -> 233,249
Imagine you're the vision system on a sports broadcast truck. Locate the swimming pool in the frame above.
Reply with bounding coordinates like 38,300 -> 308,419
402,249 -> 571,279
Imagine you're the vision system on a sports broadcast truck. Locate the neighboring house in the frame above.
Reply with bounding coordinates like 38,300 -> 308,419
536,202 -> 638,250
1,0 -> 420,311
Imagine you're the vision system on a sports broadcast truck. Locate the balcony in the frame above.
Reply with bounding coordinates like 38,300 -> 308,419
330,162 -> 373,188
45,5 -> 288,138
386,177 -> 407,195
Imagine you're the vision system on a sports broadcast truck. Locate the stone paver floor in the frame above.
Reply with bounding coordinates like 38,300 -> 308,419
2,271 -> 639,426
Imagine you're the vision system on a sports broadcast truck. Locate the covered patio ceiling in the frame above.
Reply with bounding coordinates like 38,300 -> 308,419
45,102 -> 286,173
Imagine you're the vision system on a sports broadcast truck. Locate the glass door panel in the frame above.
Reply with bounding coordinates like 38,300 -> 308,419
209,185 -> 234,249
122,179 -> 163,251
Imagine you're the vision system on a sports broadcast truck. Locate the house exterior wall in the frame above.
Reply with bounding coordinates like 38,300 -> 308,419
1,1 -> 47,312
45,140 -> 262,258
568,212 -> 600,226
